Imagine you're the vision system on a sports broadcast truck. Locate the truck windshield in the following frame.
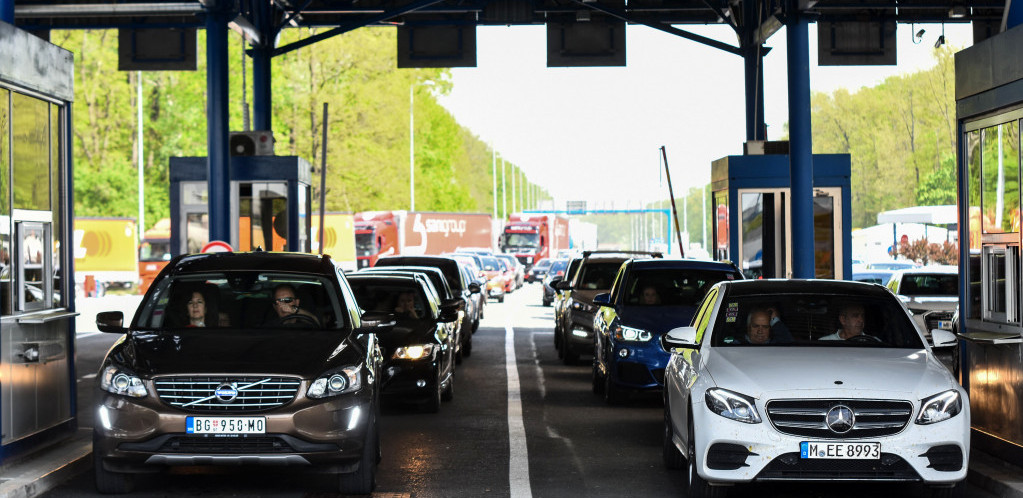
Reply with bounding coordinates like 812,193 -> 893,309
502,233 -> 539,249
355,232 -> 378,256
140,240 -> 171,262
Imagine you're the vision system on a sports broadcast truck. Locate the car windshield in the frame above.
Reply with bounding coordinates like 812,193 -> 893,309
577,261 -> 621,290
503,232 -> 540,248
549,259 -> 568,274
533,259 -> 552,270
136,271 -> 342,330
481,257 -> 500,271
852,272 -> 892,284
625,269 -> 737,306
710,293 -> 924,348
898,274 -> 958,296
355,232 -> 377,256
349,280 -> 429,323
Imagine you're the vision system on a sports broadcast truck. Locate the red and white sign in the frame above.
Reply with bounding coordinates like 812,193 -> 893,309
201,240 -> 233,253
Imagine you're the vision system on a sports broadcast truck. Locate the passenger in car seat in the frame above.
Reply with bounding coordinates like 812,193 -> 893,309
394,291 -> 422,319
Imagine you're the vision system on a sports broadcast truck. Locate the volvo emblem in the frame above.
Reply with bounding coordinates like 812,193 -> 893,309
214,383 -> 239,403
826,405 -> 855,434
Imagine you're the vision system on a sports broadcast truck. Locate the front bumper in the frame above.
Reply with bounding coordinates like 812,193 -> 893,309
606,340 -> 669,390
382,359 -> 442,403
690,396 -> 970,485
94,384 -> 373,474
565,311 -> 596,355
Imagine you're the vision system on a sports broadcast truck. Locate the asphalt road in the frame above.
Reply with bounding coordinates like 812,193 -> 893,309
48,287 -> 992,497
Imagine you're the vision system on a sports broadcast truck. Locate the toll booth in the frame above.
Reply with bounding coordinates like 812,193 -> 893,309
711,153 -> 852,280
954,23 -> 1023,462
0,23 -> 78,464
168,156 -> 312,255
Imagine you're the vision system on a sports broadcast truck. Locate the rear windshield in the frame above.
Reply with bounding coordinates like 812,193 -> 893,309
710,293 -> 923,349
348,280 -> 431,322
136,272 -> 343,330
898,274 -> 958,296
624,268 -> 738,306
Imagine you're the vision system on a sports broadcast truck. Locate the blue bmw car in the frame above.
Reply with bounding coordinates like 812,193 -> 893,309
591,258 -> 742,404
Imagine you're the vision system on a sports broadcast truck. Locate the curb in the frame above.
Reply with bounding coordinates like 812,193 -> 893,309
0,431 -> 92,498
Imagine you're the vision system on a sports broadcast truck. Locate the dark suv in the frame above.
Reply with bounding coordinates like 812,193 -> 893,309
555,251 -> 662,364
92,252 -> 383,494
592,258 -> 742,403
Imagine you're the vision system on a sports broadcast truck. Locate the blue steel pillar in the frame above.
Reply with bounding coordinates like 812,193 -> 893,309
744,47 -> 767,141
206,3 -> 232,244
787,3 -> 814,278
252,0 -> 273,131
1008,0 -> 1023,30
0,0 -> 13,23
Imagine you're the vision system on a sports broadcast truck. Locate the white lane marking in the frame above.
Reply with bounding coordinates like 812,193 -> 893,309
506,323 -> 533,498
529,332 -> 546,400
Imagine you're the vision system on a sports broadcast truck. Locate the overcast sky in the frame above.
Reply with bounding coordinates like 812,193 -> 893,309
436,21 -> 973,209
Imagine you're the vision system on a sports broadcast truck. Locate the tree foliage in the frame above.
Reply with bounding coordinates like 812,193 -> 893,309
54,28 -> 546,231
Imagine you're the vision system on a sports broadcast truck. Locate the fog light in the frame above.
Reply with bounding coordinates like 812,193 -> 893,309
572,328 -> 588,337
416,379 -> 427,388
618,348 -> 629,358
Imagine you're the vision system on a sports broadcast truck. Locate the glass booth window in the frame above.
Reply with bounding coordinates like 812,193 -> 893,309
50,103 -> 62,307
982,245 -> 1019,323
981,121 -> 1021,234
714,191 -> 729,261
967,129 -> 982,320
12,92 -> 51,211
0,88 -> 10,315
740,193 -> 764,278
814,194 -> 836,279
238,182 -> 288,252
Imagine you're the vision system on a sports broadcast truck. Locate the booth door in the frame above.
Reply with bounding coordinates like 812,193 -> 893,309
738,189 -> 790,279
813,187 -> 844,280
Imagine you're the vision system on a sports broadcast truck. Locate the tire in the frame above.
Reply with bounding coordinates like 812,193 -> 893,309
554,325 -> 562,350
462,334 -> 473,358
687,419 -> 726,498
338,415 -> 378,495
592,362 -> 605,395
455,344 -> 463,365
93,449 -> 134,494
442,374 -> 455,402
604,370 -> 628,405
498,295 -> 505,303
663,404 -> 684,469
562,344 -> 579,365
423,376 -> 442,413
556,329 -> 566,360
928,482 -> 964,498
542,299 -> 551,307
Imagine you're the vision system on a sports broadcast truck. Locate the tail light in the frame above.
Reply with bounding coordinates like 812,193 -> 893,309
556,271 -> 564,276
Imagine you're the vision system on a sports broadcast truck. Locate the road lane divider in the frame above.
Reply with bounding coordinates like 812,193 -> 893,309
506,323 -> 532,498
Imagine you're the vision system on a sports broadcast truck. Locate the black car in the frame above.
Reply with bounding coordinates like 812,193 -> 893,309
358,265 -> 468,362
591,258 -> 742,404
347,273 -> 459,412
541,258 -> 569,306
375,255 -> 483,354
556,251 -> 662,364
527,258 -> 553,283
92,252 -> 383,494
552,256 -> 584,349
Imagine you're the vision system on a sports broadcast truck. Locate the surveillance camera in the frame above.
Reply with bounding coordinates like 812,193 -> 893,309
915,29 -> 926,39
934,35 -> 945,48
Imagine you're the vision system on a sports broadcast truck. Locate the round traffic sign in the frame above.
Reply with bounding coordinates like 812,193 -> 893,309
201,240 -> 233,253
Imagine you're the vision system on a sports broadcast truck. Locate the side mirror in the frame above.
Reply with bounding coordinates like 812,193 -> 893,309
930,329 -> 958,348
442,298 -> 465,311
593,293 -> 612,307
468,282 -> 482,294
555,280 -> 573,291
663,326 -> 699,349
360,311 -> 396,329
96,311 -> 126,333
438,308 -> 460,323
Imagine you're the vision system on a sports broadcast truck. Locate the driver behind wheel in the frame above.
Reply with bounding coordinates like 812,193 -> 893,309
271,283 -> 321,327
820,302 -> 871,341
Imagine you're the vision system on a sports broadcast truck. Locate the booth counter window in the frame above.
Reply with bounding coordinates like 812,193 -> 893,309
0,89 -> 66,317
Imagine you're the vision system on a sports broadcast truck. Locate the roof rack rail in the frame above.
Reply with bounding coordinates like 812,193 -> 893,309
582,250 -> 663,259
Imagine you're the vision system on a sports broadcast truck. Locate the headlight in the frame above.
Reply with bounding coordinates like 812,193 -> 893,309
705,388 -> 761,424
100,364 -> 148,398
308,365 -> 363,399
615,326 -> 652,342
393,344 -> 437,360
916,390 -> 963,425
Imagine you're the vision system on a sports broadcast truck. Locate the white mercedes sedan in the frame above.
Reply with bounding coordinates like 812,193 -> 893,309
662,279 -> 968,498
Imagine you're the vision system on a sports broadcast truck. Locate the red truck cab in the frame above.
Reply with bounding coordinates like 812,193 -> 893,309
500,214 -> 569,271
354,211 -> 400,269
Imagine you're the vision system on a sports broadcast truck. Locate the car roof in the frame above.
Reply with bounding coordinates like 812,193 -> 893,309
627,258 -> 740,272
719,279 -> 891,297
891,265 -> 959,275
163,252 -> 336,275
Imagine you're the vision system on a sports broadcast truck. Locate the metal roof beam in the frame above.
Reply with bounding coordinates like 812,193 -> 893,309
15,2 -> 203,17
570,0 -> 743,55
271,0 -> 448,56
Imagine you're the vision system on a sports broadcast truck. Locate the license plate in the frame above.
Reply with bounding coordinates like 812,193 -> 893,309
800,441 -> 880,459
186,417 -> 266,434
937,320 -> 953,330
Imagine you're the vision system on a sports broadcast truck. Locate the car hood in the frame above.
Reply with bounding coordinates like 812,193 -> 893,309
112,329 -> 359,378
376,321 -> 440,356
620,305 -> 698,335
704,347 -> 955,400
904,296 -> 958,313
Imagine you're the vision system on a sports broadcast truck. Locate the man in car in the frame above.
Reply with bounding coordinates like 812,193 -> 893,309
272,283 -> 320,326
745,307 -> 793,344
821,302 -> 868,340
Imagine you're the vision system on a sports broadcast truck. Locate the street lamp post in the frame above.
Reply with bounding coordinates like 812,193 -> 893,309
409,84 -> 415,211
